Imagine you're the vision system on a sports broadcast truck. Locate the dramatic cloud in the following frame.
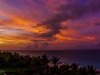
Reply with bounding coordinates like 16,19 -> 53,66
38,0 -> 100,37
0,0 -> 100,50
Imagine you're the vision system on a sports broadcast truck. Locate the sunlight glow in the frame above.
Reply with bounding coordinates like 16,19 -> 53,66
0,41 -> 4,43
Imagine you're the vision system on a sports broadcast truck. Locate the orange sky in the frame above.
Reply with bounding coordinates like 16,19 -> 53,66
0,0 -> 100,50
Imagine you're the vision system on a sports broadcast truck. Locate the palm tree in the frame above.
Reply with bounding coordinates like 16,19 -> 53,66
70,63 -> 79,75
87,65 -> 96,75
41,54 -> 49,65
50,56 -> 60,65
78,67 -> 88,75
58,64 -> 70,75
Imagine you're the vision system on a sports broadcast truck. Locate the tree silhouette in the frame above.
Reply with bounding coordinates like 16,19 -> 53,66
0,51 -> 97,75
50,56 -> 60,65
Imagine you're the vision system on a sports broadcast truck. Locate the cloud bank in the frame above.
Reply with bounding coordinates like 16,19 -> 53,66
38,0 -> 100,37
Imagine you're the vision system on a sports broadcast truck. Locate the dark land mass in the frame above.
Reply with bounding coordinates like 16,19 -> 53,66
0,51 -> 99,75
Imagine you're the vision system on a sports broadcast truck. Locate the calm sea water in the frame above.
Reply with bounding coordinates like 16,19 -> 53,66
7,50 -> 100,70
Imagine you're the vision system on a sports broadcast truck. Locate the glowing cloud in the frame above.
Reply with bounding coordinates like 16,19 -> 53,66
0,0 -> 100,50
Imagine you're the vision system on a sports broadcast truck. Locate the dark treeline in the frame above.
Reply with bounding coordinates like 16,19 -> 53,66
0,51 -> 97,75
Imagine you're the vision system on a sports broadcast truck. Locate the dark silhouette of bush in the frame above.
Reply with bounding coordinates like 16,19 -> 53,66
0,51 -> 97,75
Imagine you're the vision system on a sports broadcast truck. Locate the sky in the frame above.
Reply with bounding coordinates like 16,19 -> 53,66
0,0 -> 100,50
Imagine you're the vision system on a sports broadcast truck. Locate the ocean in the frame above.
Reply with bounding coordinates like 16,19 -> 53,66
7,50 -> 100,70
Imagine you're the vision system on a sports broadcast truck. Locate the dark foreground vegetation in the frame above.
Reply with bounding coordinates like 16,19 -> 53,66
0,51 -> 98,75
